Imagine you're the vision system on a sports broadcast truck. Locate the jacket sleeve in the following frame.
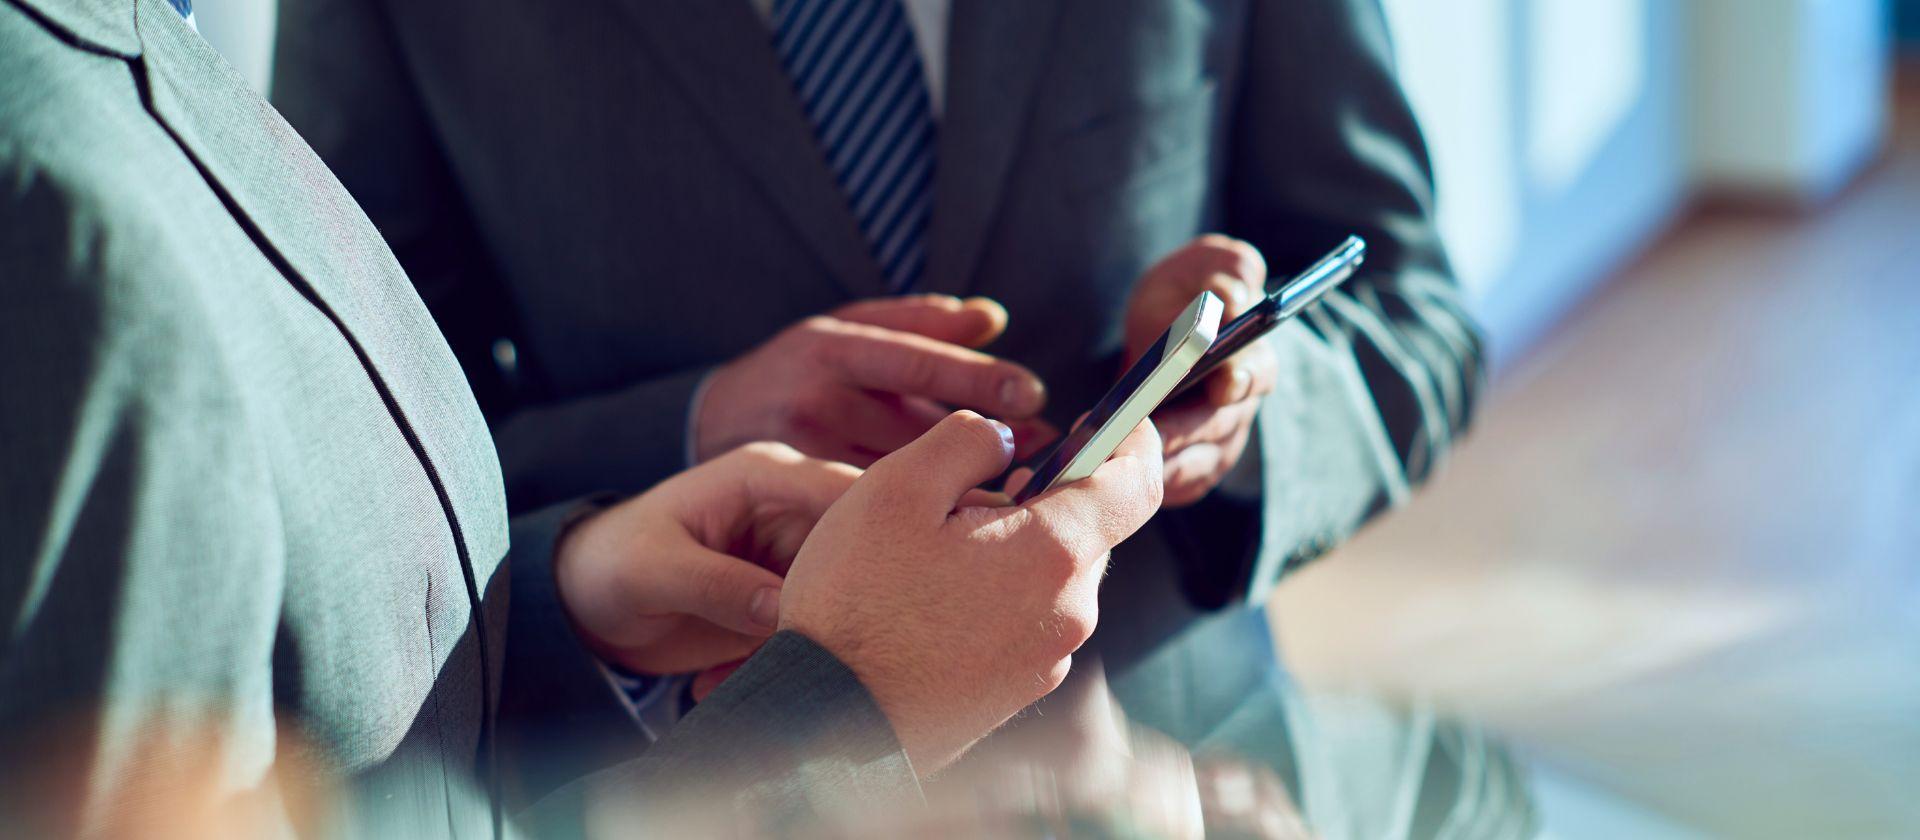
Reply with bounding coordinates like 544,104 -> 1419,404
1198,0 -> 1486,604
494,499 -> 655,812
0,159 -> 295,836
516,631 -> 920,837
272,0 -> 711,511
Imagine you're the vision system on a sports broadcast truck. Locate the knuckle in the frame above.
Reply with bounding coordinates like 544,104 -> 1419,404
687,562 -> 730,605
1225,238 -> 1266,274
941,409 -> 1001,447
1124,455 -> 1166,512
787,386 -> 834,426
797,314 -> 839,335
796,323 -> 843,363
1060,610 -> 1098,651
1038,656 -> 1073,696
1029,519 -> 1084,583
1192,235 -> 1264,282
894,349 -> 942,392
737,440 -> 803,466
1045,603 -> 1098,661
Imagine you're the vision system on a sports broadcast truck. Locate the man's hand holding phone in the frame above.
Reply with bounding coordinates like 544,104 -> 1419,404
1124,236 -> 1281,507
782,411 -> 1164,774
696,295 -> 1057,467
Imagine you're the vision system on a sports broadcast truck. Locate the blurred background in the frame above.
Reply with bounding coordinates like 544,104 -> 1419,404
197,1 -> 1918,837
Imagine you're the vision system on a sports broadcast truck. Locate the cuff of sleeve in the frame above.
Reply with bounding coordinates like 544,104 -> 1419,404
570,631 -> 921,826
497,496 -> 651,810
1245,317 -> 1404,598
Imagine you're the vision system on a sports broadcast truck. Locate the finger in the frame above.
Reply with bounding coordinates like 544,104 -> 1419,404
831,295 -> 1009,348
691,658 -> 749,703
1163,443 -> 1226,509
1189,234 -> 1269,294
807,389 -> 943,460
819,322 -> 1047,417
1024,420 -> 1164,554
742,457 -> 863,523
958,488 -> 1013,507
682,444 -> 863,536
864,411 -> 1018,517
1127,237 -> 1268,361
1002,466 -> 1036,499
1004,416 -> 1061,460
1202,330 -> 1281,407
1157,399 -> 1259,454
613,624 -> 766,676
639,543 -> 788,636
1139,237 -> 1265,314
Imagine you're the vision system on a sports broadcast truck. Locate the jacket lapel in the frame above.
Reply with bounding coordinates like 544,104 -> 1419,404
919,2 -> 1064,298
5,0 -> 140,58
130,0 -> 509,570
611,0 -> 890,300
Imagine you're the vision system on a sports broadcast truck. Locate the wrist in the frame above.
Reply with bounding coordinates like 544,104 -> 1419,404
785,622 -> 959,776
551,495 -> 629,665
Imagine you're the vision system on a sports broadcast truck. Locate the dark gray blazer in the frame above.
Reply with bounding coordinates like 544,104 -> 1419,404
0,0 -> 911,835
272,0 -> 1482,789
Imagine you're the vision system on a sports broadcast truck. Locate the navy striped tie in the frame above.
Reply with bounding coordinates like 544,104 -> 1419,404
772,0 -> 936,293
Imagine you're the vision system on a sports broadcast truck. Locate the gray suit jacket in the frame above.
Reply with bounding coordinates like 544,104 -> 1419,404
272,0 -> 1480,746
0,1 -> 912,835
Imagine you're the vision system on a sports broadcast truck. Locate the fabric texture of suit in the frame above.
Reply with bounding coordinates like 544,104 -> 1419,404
0,1 -> 913,835
271,0 -> 1528,835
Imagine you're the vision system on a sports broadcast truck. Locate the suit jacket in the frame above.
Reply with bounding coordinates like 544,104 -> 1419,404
272,0 -> 1485,807
0,1 -> 913,835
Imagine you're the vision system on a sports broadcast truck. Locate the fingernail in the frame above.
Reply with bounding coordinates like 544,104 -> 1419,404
989,419 -> 1015,452
1231,368 -> 1252,402
1000,377 -> 1045,413
749,587 -> 781,631
1229,282 -> 1253,308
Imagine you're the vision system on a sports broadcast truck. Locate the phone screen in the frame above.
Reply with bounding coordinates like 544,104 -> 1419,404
1014,332 -> 1171,504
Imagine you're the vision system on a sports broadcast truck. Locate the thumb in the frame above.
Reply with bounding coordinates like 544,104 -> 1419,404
865,410 -> 1017,516
832,295 -> 1009,348
652,545 -> 787,636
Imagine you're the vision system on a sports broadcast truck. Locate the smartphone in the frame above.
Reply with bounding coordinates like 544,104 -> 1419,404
1164,236 -> 1367,402
1013,291 -> 1223,504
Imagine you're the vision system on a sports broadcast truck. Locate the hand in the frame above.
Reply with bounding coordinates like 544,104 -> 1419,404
555,443 -> 859,676
778,411 -> 1164,774
696,295 -> 1057,467
1125,235 -> 1280,507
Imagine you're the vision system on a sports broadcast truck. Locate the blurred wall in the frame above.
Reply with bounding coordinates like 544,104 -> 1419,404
1901,0 -> 1920,42
1691,0 -> 1890,200
1386,0 -> 1890,368
1381,0 -> 1688,367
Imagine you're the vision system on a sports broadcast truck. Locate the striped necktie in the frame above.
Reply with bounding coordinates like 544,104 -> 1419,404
772,0 -> 936,294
